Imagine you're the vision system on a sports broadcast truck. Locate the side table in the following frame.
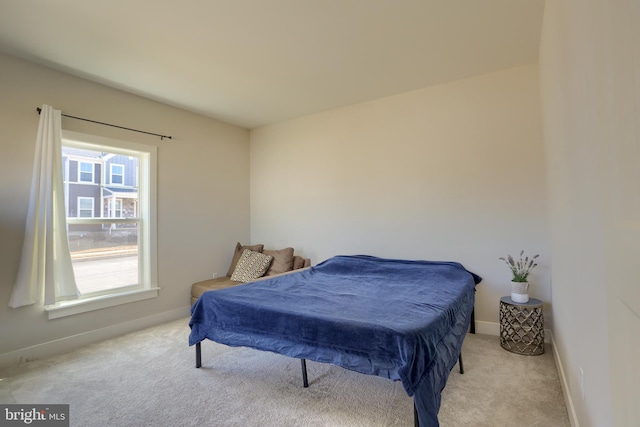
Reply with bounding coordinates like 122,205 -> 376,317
499,296 -> 544,355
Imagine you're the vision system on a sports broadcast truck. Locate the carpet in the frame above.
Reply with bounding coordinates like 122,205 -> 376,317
0,318 -> 570,426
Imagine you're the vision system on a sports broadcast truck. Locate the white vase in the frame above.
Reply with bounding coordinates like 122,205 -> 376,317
511,281 -> 530,303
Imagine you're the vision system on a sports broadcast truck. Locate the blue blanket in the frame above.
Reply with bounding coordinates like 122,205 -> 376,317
189,255 -> 481,426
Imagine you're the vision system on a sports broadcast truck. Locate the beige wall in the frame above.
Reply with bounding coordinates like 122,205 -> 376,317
540,0 -> 640,426
250,64 -> 549,329
0,53 -> 250,361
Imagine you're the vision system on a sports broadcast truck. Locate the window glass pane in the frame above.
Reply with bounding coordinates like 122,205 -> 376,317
63,147 -> 139,220
79,162 -> 93,182
68,222 -> 139,294
60,129 -> 157,309
78,197 -> 94,217
111,164 -> 124,184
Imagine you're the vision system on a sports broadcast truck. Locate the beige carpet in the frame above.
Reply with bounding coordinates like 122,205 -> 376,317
0,318 -> 570,426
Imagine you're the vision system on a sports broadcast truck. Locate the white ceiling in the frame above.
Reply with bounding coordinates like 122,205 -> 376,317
0,0 -> 545,129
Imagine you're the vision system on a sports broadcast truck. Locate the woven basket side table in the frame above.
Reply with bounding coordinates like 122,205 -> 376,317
499,297 -> 544,356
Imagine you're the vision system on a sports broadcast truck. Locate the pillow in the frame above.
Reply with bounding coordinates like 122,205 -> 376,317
230,249 -> 274,282
226,242 -> 264,277
263,247 -> 294,276
292,256 -> 305,270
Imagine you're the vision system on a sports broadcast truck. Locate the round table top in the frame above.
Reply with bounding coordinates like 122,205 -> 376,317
500,296 -> 543,307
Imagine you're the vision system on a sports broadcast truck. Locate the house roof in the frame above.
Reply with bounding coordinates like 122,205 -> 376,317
0,0 -> 544,129
103,187 -> 138,201
104,187 -> 137,195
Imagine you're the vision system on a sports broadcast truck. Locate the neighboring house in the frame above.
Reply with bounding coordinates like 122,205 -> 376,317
62,147 -> 138,247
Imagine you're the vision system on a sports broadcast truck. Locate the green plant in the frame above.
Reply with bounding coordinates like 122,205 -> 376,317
499,250 -> 539,282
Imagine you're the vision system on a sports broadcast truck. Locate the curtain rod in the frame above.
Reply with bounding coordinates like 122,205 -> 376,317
36,108 -> 172,140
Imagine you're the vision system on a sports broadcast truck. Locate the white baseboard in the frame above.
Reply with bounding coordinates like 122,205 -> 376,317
474,320 -> 500,336
474,322 -> 577,426
551,332 -> 579,427
474,320 -> 551,344
0,306 -> 191,370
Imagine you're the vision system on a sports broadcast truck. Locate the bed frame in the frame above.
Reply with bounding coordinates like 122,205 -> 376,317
194,307 -> 476,427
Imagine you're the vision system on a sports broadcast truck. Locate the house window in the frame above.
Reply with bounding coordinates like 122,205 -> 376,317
112,199 -> 122,218
111,164 -> 124,185
77,197 -> 94,217
79,161 -> 94,183
51,130 -> 158,319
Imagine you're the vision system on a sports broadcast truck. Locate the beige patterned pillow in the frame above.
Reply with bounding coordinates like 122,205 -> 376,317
226,242 -> 264,277
230,249 -> 274,282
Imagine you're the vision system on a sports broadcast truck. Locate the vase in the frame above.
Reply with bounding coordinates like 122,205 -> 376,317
511,281 -> 529,303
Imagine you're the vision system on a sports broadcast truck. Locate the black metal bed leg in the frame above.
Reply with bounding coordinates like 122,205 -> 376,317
470,307 -> 476,334
458,353 -> 464,374
301,359 -> 309,388
414,401 -> 419,427
195,342 -> 202,368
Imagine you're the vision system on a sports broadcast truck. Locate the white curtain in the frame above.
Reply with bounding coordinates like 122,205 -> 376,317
9,105 -> 79,308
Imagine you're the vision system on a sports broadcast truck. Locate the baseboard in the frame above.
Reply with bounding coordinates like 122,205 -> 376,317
473,320 -> 551,343
474,320 -> 500,336
0,306 -> 191,370
551,332 -> 580,427
475,322 -> 577,426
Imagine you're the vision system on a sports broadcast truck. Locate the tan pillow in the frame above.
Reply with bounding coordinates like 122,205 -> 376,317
292,256 -> 305,270
230,249 -> 274,282
226,242 -> 264,277
263,247 -> 294,276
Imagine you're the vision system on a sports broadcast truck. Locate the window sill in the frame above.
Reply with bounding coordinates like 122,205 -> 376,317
45,287 -> 160,319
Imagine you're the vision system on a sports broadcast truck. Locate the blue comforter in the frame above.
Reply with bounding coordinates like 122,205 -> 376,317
189,255 -> 481,427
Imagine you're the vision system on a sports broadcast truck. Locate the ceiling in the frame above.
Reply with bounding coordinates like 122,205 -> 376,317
0,0 -> 545,129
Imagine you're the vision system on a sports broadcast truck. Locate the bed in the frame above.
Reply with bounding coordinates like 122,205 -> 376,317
189,255 -> 481,427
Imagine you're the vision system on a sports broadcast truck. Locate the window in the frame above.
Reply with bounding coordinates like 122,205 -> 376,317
110,199 -> 123,218
110,163 -> 124,185
50,130 -> 158,319
79,161 -> 94,182
77,197 -> 94,217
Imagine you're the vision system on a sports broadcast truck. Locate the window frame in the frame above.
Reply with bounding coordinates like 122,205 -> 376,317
77,196 -> 95,218
46,130 -> 159,319
78,160 -> 94,183
111,198 -> 123,218
110,163 -> 125,185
